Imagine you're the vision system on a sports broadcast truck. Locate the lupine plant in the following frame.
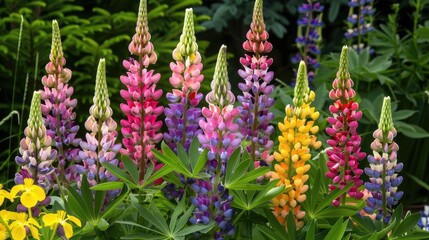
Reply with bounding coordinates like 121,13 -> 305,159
39,20 -> 81,190
270,61 -> 321,228
15,91 -> 56,192
325,46 -> 366,206
292,0 -> 323,84
164,8 -> 204,153
363,96 -> 403,223
2,1 -> 429,240
237,0 -> 275,167
345,0 -> 375,52
119,0 -> 164,182
194,45 -> 240,239
78,59 -> 121,199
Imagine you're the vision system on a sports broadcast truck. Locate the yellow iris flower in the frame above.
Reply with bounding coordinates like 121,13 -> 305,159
42,210 -> 81,239
0,184 -> 12,207
8,213 -> 41,240
10,178 -> 46,209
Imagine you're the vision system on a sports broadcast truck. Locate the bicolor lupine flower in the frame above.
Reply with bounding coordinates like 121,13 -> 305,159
78,59 -> 121,198
237,0 -> 275,168
120,0 -> 163,182
292,0 -> 323,84
418,205 -> 429,231
15,92 -> 57,191
270,61 -> 321,228
363,97 -> 403,224
345,0 -> 375,52
191,46 -> 239,239
326,46 -> 366,206
164,8 -> 204,152
38,20 -> 81,189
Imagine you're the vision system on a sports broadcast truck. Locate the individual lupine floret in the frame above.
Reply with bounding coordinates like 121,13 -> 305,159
78,59 -> 121,198
325,46 -> 366,206
270,61 -> 321,228
418,205 -> 429,231
345,0 -> 375,52
120,0 -> 163,182
363,97 -> 403,224
194,45 -> 240,239
15,91 -> 57,191
39,20 -> 81,189
237,0 -> 275,168
292,0 -> 324,84
164,8 -> 204,153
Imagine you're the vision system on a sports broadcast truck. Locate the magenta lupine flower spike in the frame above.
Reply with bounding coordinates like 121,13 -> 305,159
120,0 -> 163,182
164,8 -> 204,152
364,97 -> 403,223
15,91 -> 57,191
325,46 -> 366,206
78,59 -> 121,198
237,0 -> 275,169
38,20 -> 81,189
193,45 -> 240,239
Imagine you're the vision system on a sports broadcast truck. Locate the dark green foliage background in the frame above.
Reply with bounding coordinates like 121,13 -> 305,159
1,0 -> 429,208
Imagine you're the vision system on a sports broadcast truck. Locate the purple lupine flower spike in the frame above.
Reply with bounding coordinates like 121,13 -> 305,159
237,0 -> 275,170
293,0 -> 324,85
38,20 -> 81,190
164,8 -> 204,153
363,97 -> 403,224
78,59 -> 121,199
345,0 -> 375,53
194,45 -> 240,239
15,91 -> 57,191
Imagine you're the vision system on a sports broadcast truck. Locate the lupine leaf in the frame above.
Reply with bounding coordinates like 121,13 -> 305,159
177,143 -> 190,169
94,187 -> 107,218
305,220 -> 316,240
286,210 -> 297,239
122,155 -> 139,183
175,221 -> 215,236
189,137 -> 200,167
102,162 -> 137,188
80,176 -> 96,219
142,164 -> 175,187
170,193 -> 186,231
324,218 -> 348,240
101,185 -> 129,219
315,205 -> 360,219
314,182 -> 353,214
90,182 -> 124,191
192,149 -> 208,176
392,212 -> 421,237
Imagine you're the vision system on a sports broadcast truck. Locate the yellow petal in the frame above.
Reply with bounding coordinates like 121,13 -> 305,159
42,214 -> 58,227
28,217 -> 41,228
28,225 -> 40,240
30,185 -> 46,201
23,178 -> 35,188
9,185 -> 24,199
20,192 -> 38,208
67,215 -> 81,227
63,222 -> 74,239
11,224 -> 26,240
0,196 -> 4,206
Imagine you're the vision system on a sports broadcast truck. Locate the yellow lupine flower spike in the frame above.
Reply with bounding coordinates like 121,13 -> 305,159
42,210 -> 81,239
9,178 -> 46,209
270,61 -> 321,229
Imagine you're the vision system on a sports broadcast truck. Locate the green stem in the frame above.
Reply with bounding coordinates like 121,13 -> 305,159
49,223 -> 59,240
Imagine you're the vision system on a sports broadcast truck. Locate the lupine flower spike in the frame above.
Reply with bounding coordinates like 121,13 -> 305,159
270,61 -> 321,229
192,45 -> 240,239
326,46 -> 366,206
237,0 -> 275,169
164,8 -> 204,153
15,91 -> 57,191
78,59 -> 121,199
292,0 -> 324,84
38,20 -> 81,189
120,0 -> 163,182
363,97 -> 403,223
345,0 -> 375,52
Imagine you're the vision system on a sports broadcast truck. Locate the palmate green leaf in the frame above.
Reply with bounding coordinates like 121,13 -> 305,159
188,137 -> 200,167
249,181 -> 284,210
102,162 -> 138,188
350,215 -> 378,235
392,212 -> 421,237
175,221 -> 215,236
256,225 -> 286,240
177,143 -> 190,169
94,187 -> 107,218
141,164 -> 175,187
169,193 -> 187,232
101,185 -> 129,219
394,230 -> 429,239
66,186 -> 91,221
153,141 -> 191,177
262,208 -> 288,240
314,182 -> 353,214
90,181 -> 124,191
315,205 -> 360,219
225,147 -> 241,183
286,210 -> 297,240
374,217 -> 397,239
192,149 -> 208,176
324,218 -> 348,240
130,201 -> 169,235
305,220 -> 316,240
395,121 -> 429,138
80,175 -> 96,219
121,155 -> 139,182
